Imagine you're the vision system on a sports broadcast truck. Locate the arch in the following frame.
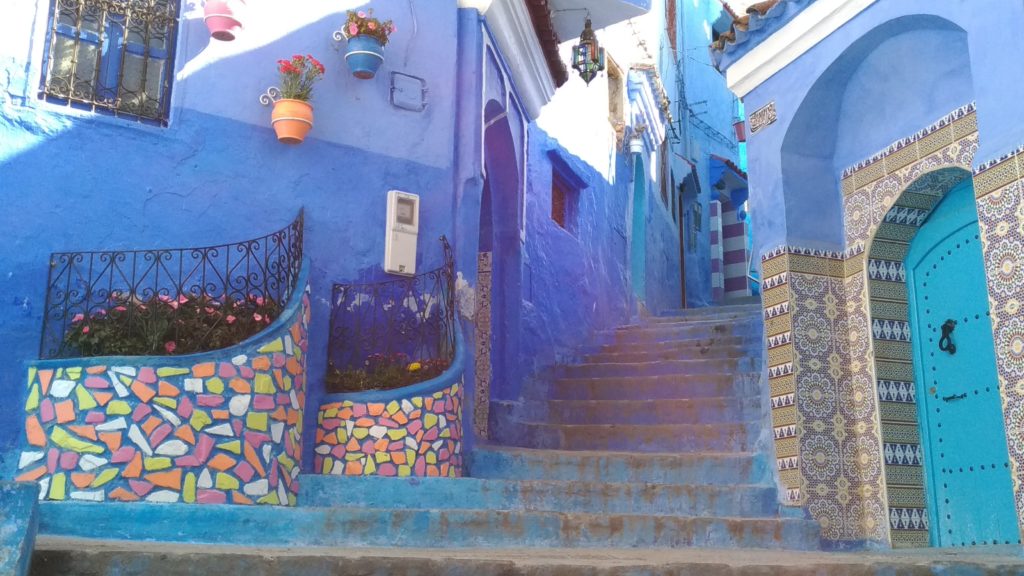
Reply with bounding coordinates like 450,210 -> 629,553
864,167 -> 972,546
779,15 -> 973,251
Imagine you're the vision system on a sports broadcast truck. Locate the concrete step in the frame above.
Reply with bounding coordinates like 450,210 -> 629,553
545,397 -> 762,425
550,373 -> 761,401
36,503 -> 820,550
655,303 -> 762,319
584,343 -> 756,363
558,357 -> 759,378
607,324 -> 761,344
467,446 -> 772,485
492,421 -> 756,452
621,316 -> 762,331
298,475 -> 781,517
591,336 -> 762,355
35,538 -> 1024,576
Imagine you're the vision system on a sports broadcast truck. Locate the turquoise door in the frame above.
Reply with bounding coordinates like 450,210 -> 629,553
906,180 -> 1019,547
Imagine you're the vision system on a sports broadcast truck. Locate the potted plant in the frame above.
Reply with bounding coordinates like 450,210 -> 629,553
269,54 -> 325,145
339,9 -> 396,79
204,0 -> 244,41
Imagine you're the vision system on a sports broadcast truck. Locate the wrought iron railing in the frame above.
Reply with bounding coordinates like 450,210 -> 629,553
327,237 -> 456,390
39,209 -> 305,359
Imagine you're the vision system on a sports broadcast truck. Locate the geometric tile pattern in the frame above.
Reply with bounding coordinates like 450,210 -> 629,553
17,289 -> 310,507
474,251 -> 493,440
762,104 -> 983,548
975,147 -> 1024,547
314,381 -> 464,478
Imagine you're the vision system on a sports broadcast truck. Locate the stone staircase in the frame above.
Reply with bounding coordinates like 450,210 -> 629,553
29,304 -> 1024,573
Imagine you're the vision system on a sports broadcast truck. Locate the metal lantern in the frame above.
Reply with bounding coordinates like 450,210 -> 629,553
571,17 -> 605,85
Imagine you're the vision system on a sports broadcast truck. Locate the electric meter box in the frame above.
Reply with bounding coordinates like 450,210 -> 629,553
384,190 -> 419,276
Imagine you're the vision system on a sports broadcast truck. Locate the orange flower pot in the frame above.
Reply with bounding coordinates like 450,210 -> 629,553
271,99 -> 314,145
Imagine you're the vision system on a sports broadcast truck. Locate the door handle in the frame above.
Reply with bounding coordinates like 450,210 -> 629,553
942,393 -> 967,402
939,319 -> 957,355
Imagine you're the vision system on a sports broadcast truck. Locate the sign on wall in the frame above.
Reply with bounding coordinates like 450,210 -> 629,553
749,102 -> 777,135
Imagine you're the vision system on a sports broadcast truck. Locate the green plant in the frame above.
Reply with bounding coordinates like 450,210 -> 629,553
325,352 -> 449,393
342,9 -> 396,46
276,54 -> 325,101
64,292 -> 282,357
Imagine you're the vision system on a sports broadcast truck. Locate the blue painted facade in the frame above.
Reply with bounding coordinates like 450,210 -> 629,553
715,0 -> 1024,550
0,0 -> 685,478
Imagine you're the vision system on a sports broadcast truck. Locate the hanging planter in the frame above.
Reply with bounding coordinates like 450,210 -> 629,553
204,0 -> 244,42
334,9 -> 396,80
259,55 -> 325,145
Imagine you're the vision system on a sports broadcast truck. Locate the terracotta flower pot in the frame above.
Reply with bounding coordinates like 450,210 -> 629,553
204,0 -> 243,42
271,99 -> 314,145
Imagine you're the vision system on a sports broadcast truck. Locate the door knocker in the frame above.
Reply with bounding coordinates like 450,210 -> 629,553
938,319 -> 957,355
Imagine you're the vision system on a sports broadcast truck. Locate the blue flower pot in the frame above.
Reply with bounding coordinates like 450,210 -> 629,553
345,35 -> 384,80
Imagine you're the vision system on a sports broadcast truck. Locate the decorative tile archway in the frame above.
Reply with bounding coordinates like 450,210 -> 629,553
762,104 -> 983,546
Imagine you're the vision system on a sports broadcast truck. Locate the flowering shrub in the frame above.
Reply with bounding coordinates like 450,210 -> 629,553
63,293 -> 282,357
342,9 -> 396,46
277,54 -> 325,101
326,352 -> 449,393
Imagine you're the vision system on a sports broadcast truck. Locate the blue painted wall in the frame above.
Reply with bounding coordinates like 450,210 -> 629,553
1,0 -> 692,477
735,1 -> 1024,260
0,0 -> 459,476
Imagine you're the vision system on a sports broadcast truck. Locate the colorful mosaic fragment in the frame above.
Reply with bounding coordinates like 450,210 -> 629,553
17,289 -> 311,507
314,381 -> 463,478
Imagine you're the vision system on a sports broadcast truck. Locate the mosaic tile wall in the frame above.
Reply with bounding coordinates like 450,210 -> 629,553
314,381 -> 464,477
16,289 -> 310,507
762,104 -> 985,546
974,146 -> 1024,542
474,251 -> 492,440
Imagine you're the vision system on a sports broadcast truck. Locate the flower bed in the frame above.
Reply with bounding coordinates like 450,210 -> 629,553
16,264 -> 311,507
314,330 -> 464,478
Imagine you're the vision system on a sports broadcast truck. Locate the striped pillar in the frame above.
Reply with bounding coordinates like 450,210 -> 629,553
721,200 -> 751,301
710,200 -> 724,303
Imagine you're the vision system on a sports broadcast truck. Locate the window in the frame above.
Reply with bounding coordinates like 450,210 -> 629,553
688,201 -> 702,252
551,172 -> 578,234
665,0 -> 678,52
606,57 -> 625,138
41,0 -> 180,124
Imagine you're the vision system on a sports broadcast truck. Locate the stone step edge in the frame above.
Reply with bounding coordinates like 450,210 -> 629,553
300,475 -> 777,493
51,536 -> 1024,571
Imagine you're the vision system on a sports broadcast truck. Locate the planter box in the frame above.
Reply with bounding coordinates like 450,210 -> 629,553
16,263 -> 311,507
314,332 -> 464,478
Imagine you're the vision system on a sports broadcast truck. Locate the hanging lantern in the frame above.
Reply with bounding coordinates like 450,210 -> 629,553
571,17 -> 605,85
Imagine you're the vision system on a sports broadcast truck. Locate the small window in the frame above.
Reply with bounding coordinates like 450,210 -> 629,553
41,0 -> 180,124
606,57 -> 625,133
659,141 -> 670,207
551,172 -> 578,235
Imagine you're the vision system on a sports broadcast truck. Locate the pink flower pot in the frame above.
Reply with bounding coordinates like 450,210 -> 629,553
204,0 -> 243,42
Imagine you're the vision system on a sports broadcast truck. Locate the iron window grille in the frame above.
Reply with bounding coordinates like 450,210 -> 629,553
41,0 -> 180,124
39,210 -> 305,359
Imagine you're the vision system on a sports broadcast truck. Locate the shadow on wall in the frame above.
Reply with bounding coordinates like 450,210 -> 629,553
780,15 -> 973,251
0,10 -> 457,478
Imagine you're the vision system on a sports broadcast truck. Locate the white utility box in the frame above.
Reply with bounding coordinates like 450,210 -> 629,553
384,190 -> 419,276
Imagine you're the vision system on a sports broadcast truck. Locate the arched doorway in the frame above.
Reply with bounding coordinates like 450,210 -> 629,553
867,170 -> 1017,547
474,100 -> 523,440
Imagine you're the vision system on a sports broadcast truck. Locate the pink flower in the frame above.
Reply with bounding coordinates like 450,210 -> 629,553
348,23 -> 358,35
357,11 -> 366,18
113,306 -> 127,312
72,313 -> 85,323
93,309 -> 106,316
390,24 -> 396,33
178,294 -> 189,305
226,315 -> 236,325
168,301 -> 179,310
253,313 -> 264,323
368,21 -> 377,30
164,341 -> 177,353
255,296 -> 265,306
159,294 -> 172,303
82,325 -> 90,334
204,307 -> 216,315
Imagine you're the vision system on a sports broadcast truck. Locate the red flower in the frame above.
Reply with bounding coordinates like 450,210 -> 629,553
164,341 -> 177,353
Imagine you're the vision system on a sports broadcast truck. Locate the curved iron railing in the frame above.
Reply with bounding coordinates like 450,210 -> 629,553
327,237 -> 456,390
39,209 -> 305,359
